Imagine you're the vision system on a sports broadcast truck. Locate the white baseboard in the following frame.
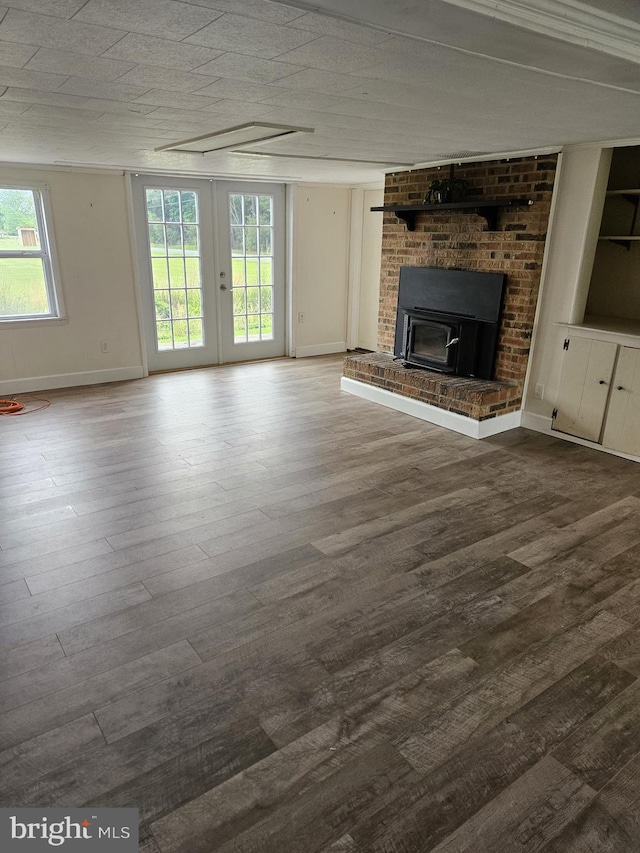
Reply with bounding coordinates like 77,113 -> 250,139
520,411 -> 553,433
295,341 -> 347,358
341,377 -> 522,439
0,366 -> 145,395
521,410 -> 640,463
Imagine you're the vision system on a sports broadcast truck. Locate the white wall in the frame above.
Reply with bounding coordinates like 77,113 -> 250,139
0,167 -> 381,391
292,184 -> 351,358
524,147 -> 611,419
0,166 -> 143,394
358,189 -> 383,350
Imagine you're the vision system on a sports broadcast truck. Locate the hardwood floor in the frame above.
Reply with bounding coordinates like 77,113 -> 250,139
1,354 -> 640,852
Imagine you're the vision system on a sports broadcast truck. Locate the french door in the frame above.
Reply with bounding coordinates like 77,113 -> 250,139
131,175 -> 285,372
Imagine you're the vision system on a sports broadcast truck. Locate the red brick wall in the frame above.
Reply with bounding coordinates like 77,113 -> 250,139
378,155 -> 558,388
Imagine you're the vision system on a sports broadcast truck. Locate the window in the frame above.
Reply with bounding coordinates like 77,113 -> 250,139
145,187 -> 204,351
0,186 -> 61,321
230,193 -> 274,343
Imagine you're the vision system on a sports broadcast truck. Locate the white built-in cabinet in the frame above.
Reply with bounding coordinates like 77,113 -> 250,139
602,346 -> 640,455
553,334 -> 640,456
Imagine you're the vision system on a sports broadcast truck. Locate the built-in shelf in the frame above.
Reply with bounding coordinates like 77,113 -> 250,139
598,235 -> 640,241
601,187 -> 640,248
606,189 -> 640,196
370,198 -> 533,231
556,315 -> 640,347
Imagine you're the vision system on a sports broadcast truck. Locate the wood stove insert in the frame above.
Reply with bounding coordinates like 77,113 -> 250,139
394,267 -> 506,380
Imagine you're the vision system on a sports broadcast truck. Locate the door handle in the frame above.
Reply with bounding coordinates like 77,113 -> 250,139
445,337 -> 460,349
598,380 -> 607,385
220,284 -> 228,291
617,385 -> 625,391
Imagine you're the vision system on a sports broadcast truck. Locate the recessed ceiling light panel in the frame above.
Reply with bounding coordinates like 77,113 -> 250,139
232,150 -> 413,167
156,122 -> 314,155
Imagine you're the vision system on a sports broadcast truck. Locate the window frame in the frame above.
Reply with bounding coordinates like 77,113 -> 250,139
0,182 -> 65,324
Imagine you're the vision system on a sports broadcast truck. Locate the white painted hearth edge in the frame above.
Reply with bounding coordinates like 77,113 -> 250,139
341,376 -> 522,439
0,366 -> 145,395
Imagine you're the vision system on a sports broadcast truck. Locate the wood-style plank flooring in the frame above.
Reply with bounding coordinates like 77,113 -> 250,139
2,354 -> 640,852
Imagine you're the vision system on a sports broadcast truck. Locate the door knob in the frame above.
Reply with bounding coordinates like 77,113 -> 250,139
617,385 -> 625,391
598,380 -> 607,385
220,284 -> 228,291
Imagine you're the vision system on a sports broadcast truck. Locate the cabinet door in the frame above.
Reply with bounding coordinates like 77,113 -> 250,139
602,346 -> 640,456
552,337 -> 617,441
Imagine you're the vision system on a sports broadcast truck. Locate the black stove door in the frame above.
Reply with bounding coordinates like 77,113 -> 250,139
405,317 -> 459,371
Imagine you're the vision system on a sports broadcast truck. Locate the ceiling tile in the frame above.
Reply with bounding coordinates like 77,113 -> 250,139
142,125 -> 215,140
5,0 -> 88,17
22,103 -> 102,121
260,89 -> 339,111
385,28 -> 640,95
285,11 -> 392,45
133,106 -> 219,125
180,0 -> 306,25
88,127 -> 170,143
133,89 -> 221,110
338,77 -> 444,109
267,67 -> 367,94
256,104 -> 396,133
0,9 -> 125,56
0,0 -> 638,182
184,13 -> 319,59
25,48 -> 135,81
73,0 -> 224,41
82,98 -> 158,115
58,76 -> 150,101
197,100 -> 267,120
0,100 -> 32,115
92,112 -> 169,129
330,96 -> 432,123
192,52 -> 301,84
115,65 -> 219,94
0,64 -> 69,91
0,86 -> 91,108
277,35 -> 385,72
6,112 -> 96,132
0,40 -> 37,68
101,33 -> 223,72
345,50 -> 435,84
194,78 -> 281,102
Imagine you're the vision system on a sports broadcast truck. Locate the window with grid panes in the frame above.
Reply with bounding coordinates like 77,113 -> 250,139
145,187 -> 204,351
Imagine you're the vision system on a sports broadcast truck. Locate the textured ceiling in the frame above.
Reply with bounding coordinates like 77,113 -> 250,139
0,0 -> 637,182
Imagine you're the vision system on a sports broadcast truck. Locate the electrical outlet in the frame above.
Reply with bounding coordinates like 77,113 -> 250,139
100,341 -> 111,354
297,312 -> 305,323
534,383 -> 544,400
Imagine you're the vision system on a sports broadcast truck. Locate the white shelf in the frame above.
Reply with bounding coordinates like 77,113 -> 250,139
556,315 -> 640,347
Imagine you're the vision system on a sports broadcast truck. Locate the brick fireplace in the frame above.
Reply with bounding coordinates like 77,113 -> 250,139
343,154 -> 558,429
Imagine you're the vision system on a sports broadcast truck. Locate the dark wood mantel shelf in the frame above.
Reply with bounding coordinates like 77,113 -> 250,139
370,199 -> 534,231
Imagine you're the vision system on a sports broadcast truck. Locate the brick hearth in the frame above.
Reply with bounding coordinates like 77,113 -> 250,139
343,352 -> 521,421
344,154 -> 558,422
